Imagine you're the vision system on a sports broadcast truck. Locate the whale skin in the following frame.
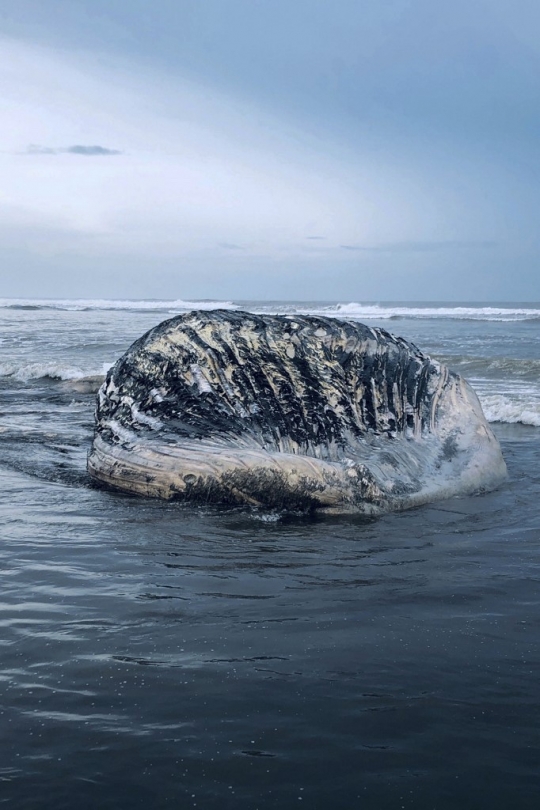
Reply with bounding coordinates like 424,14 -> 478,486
87,310 -> 507,513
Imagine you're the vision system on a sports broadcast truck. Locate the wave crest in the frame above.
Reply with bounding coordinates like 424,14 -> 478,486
479,394 -> 540,427
437,355 -> 540,380
0,298 -> 239,312
297,303 -> 540,322
1,299 -> 539,321
0,361 -> 112,383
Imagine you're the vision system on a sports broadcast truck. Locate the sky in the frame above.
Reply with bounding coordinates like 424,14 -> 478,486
1,0 -> 539,301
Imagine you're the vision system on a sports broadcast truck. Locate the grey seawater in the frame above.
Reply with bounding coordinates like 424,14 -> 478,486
1,303 -> 540,809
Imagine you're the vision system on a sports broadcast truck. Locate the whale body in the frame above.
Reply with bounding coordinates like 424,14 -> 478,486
87,310 -> 507,513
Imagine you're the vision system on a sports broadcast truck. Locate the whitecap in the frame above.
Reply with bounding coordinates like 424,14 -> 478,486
479,394 -> 540,427
0,298 -> 239,312
289,303 -> 540,322
0,361 -> 112,383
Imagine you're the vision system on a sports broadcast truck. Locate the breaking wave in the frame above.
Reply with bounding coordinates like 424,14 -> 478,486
292,303 -> 540,322
479,394 -> 540,427
0,298 -> 239,312
0,361 -> 112,383
1,299 -> 539,321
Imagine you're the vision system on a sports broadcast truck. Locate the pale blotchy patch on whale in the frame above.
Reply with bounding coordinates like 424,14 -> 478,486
87,310 -> 507,513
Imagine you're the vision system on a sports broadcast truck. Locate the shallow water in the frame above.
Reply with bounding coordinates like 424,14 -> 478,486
1,302 -> 539,809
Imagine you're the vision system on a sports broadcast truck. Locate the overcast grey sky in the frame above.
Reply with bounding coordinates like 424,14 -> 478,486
1,1 -> 539,300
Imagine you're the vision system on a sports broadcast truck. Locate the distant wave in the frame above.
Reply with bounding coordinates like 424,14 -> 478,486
1,299 -> 539,321
0,298 -> 239,312
290,303 -> 540,322
0,361 -> 112,383
479,394 -> 540,427
437,355 -> 540,380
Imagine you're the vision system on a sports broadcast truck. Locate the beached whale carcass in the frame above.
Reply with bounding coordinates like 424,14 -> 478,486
87,310 -> 507,512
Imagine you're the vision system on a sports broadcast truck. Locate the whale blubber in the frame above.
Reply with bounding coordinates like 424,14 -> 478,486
87,310 -> 507,512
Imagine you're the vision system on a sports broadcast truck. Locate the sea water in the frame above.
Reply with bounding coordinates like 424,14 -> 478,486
0,300 -> 539,809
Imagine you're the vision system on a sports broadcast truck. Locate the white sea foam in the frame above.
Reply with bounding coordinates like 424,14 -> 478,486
291,303 -> 540,322
0,361 -> 112,382
0,298 -> 538,320
467,374 -> 540,427
0,298 -> 239,312
251,512 -> 283,522
479,394 -> 540,427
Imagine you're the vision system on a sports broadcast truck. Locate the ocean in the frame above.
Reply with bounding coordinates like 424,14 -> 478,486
0,299 -> 539,809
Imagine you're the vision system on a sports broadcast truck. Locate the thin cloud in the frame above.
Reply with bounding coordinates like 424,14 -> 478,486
27,144 -> 122,156
218,242 -> 244,250
340,240 -> 496,253
67,145 -> 122,155
26,144 -> 57,155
